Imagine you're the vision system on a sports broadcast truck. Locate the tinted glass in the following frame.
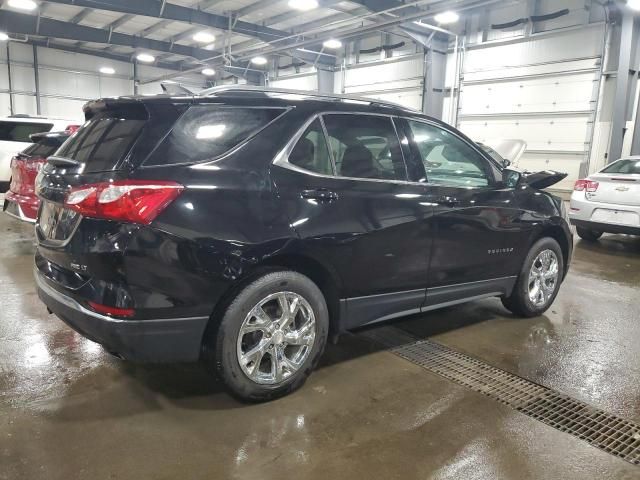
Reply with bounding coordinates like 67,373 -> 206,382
407,120 -> 491,187
145,106 -> 285,166
21,142 -> 59,159
0,121 -> 53,142
322,114 -> 406,181
55,112 -> 145,172
288,119 -> 333,175
601,159 -> 640,174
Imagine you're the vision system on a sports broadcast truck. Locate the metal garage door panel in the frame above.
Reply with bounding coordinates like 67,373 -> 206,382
464,58 -> 599,83
270,73 -> 318,91
460,72 -> 597,115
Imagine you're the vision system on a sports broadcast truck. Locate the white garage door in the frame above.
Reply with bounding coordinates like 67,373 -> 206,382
457,25 -> 605,190
342,54 -> 424,110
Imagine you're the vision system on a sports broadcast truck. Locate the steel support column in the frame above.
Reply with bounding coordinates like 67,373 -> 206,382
317,68 -> 334,94
608,12 -> 637,162
33,45 -> 41,115
6,43 -> 13,116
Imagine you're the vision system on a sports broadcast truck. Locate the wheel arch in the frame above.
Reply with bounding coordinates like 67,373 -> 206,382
532,222 -> 572,279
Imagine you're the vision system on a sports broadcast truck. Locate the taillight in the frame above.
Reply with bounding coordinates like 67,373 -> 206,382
574,179 -> 599,192
65,180 -> 183,225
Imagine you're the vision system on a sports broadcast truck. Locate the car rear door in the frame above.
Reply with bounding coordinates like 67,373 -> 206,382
397,117 -> 524,306
271,112 -> 434,329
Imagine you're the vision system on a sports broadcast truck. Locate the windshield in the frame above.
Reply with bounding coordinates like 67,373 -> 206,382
601,159 -> 640,174
0,121 -> 53,142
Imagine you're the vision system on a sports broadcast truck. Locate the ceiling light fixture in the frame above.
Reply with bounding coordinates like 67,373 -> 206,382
99,66 -> 115,75
323,39 -> 342,49
7,0 -> 38,11
193,31 -> 215,43
202,68 -> 215,76
434,10 -> 459,24
251,56 -> 268,66
628,0 -> 640,10
0,33 -> 9,41
136,53 -> 155,63
288,0 -> 318,11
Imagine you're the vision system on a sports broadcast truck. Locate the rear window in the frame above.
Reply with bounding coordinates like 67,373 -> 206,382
144,106 -> 286,166
0,121 -> 53,142
55,112 -> 146,172
602,159 -> 640,174
21,142 -> 60,159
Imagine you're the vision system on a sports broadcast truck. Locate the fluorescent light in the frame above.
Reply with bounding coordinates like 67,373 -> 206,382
201,68 -> 215,76
136,53 -> 155,63
0,33 -> 8,41
7,0 -> 38,11
434,10 -> 459,24
628,0 -> 640,10
251,56 -> 268,66
288,0 -> 318,11
323,39 -> 342,49
99,66 -> 115,75
193,31 -> 215,43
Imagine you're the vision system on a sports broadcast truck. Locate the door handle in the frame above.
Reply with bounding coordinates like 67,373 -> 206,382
436,196 -> 460,207
301,189 -> 339,202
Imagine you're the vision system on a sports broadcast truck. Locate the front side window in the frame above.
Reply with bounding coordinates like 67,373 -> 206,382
145,106 -> 285,166
322,114 -> 407,181
407,120 -> 492,188
288,119 -> 333,175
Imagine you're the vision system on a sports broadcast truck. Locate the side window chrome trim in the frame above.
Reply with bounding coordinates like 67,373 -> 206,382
273,111 -> 417,186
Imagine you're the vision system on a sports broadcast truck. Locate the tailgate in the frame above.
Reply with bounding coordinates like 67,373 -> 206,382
587,174 -> 640,207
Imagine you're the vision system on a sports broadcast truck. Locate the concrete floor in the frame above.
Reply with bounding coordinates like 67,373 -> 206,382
1,209 -> 640,480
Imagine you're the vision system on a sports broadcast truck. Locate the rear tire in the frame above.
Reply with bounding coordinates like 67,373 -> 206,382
576,227 -> 603,242
502,237 -> 564,317
205,270 -> 329,402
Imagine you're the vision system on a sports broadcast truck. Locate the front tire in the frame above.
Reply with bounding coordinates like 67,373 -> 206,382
576,227 -> 603,242
502,237 -> 564,317
208,271 -> 329,402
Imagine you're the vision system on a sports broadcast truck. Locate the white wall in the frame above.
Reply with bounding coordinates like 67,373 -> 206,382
0,42 -> 202,121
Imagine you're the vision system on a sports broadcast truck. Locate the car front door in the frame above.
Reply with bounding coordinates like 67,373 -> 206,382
398,118 -> 523,306
271,112 -> 434,329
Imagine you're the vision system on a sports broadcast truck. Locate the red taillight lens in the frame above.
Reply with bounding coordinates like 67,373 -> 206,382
88,301 -> 135,318
574,179 -> 599,192
65,180 -> 183,224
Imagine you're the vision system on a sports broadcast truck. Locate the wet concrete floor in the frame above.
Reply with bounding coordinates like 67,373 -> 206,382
1,210 -> 640,479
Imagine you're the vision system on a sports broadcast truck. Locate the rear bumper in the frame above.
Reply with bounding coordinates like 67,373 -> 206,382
571,219 -> 640,236
3,191 -> 38,222
35,268 -> 209,362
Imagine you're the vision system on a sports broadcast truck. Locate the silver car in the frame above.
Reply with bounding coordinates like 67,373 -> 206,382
569,157 -> 640,241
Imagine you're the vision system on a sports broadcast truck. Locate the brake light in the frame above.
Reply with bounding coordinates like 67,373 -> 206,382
65,124 -> 81,134
65,180 -> 183,224
574,179 -> 599,192
88,301 -> 135,318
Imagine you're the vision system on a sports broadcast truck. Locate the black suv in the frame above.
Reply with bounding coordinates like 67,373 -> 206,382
35,87 -> 572,401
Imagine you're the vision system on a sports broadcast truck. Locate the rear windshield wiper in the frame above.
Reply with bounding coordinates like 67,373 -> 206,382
47,156 -> 81,168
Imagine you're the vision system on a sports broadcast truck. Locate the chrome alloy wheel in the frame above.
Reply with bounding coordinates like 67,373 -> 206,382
237,292 -> 316,385
528,249 -> 559,307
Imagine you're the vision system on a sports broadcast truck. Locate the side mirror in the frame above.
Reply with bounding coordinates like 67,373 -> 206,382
502,168 -> 522,188
502,159 -> 511,168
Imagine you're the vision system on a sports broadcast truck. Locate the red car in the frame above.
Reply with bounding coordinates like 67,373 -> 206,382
3,131 -> 69,222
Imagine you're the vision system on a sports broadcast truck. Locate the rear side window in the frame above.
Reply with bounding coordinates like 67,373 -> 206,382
288,119 -> 334,175
0,121 -> 53,142
55,112 -> 146,173
601,159 -> 640,174
145,106 -> 285,166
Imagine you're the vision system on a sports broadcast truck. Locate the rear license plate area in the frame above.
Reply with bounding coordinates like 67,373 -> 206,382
591,208 -> 640,226
37,201 -> 80,243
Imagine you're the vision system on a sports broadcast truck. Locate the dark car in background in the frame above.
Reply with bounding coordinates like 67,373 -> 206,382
3,131 -> 70,222
34,87 -> 572,401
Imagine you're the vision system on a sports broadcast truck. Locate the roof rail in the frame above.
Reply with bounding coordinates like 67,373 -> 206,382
198,85 -> 420,112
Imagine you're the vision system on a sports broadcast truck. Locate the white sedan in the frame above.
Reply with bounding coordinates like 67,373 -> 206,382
569,157 -> 640,241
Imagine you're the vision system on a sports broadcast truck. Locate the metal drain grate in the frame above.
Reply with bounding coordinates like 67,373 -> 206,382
360,326 -> 640,466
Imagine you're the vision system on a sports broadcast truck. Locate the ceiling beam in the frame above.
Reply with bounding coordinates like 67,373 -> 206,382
42,0 -> 334,66
69,7 -> 91,24
0,10 -> 216,60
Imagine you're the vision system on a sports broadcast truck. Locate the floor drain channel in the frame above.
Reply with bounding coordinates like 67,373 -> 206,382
360,326 -> 640,466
